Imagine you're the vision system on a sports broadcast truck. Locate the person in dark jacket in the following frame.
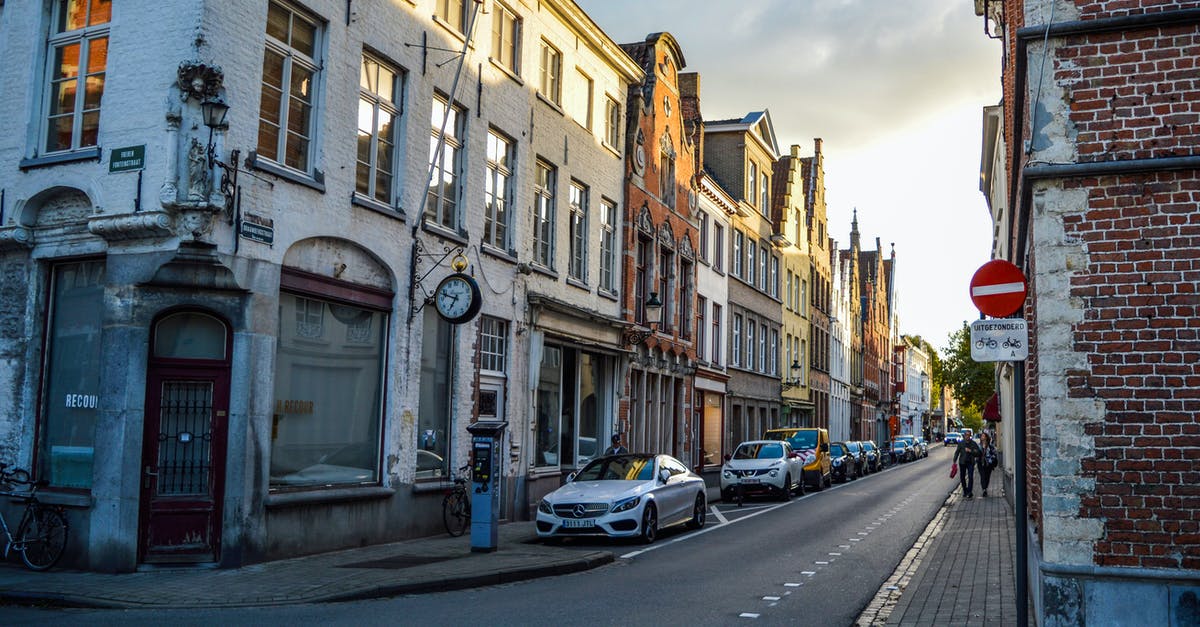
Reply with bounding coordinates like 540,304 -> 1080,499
954,434 -> 983,498
977,432 -> 999,497
603,433 -> 628,456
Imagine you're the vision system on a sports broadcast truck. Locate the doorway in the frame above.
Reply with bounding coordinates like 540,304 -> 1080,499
138,311 -> 231,564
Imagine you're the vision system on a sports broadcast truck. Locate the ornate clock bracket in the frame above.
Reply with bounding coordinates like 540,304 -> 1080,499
409,240 -> 466,317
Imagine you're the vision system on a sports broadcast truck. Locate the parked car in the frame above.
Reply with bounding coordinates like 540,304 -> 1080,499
830,442 -> 862,483
861,440 -> 883,472
944,432 -> 962,445
896,434 -> 926,459
763,427 -> 832,490
844,441 -> 868,478
888,440 -> 913,463
720,440 -> 806,502
914,438 -> 930,458
536,453 -> 706,544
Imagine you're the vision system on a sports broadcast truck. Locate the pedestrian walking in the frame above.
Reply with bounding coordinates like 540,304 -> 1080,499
603,433 -> 628,456
978,432 -> 998,497
953,433 -> 982,498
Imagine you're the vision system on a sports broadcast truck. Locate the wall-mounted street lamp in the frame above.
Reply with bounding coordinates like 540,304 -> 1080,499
781,360 -> 803,390
623,291 -> 663,346
201,97 -> 239,223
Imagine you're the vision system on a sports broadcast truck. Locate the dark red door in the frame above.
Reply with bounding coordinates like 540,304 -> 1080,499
139,312 -> 231,564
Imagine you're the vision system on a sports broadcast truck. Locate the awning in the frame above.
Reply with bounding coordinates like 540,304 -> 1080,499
983,393 -> 1001,422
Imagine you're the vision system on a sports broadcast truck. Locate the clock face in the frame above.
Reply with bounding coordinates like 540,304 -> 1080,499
434,273 -> 481,324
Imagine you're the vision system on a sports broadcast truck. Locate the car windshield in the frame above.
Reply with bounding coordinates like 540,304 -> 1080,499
863,442 -> 876,451
846,442 -> 860,453
830,443 -> 846,456
734,443 -> 785,460
765,430 -> 818,449
573,455 -> 655,481
892,442 -> 906,449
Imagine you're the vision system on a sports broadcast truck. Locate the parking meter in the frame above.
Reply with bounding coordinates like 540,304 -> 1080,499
465,421 -> 508,552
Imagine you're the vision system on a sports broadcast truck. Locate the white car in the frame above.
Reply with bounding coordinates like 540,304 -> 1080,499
536,453 -> 706,544
720,440 -> 808,502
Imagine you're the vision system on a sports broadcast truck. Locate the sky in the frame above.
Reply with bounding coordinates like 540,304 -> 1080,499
577,0 -> 1002,352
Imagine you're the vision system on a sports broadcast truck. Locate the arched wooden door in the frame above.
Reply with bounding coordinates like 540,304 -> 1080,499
138,310 -> 231,564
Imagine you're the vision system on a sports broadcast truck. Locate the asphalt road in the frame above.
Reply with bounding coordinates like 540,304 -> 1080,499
8,446 -> 959,627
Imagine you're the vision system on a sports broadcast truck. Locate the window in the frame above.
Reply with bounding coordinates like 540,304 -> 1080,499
484,129 -> 514,250
435,0 -> 467,32
480,316 -> 509,373
760,172 -> 770,211
679,259 -> 693,340
42,0 -> 110,154
732,231 -> 743,277
599,199 -> 617,292
769,328 -> 778,376
635,236 -> 650,323
759,323 -> 767,373
711,303 -> 722,366
572,69 -> 593,129
38,260 -> 105,488
417,308 -> 452,479
745,320 -> 755,371
568,181 -> 588,281
802,279 -> 809,317
659,249 -> 674,333
604,96 -> 621,149
272,293 -> 387,487
428,95 -> 465,231
748,162 -> 758,206
759,245 -> 768,292
259,2 -> 322,173
659,142 -> 675,206
356,53 -> 402,205
539,40 -> 561,105
536,346 -> 612,468
747,239 -> 756,286
490,3 -> 520,72
770,255 -> 779,298
699,212 -> 709,263
786,271 -> 793,310
533,160 -> 556,267
731,314 -> 742,367
713,224 -> 724,272
697,295 -> 707,360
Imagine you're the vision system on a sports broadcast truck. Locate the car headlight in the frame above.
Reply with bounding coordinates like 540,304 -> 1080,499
538,499 -> 553,515
612,496 -> 641,513
722,469 -> 733,479
768,469 -> 778,477
833,459 -> 842,466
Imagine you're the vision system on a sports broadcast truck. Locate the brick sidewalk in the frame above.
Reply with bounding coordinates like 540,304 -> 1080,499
858,488 -> 1020,626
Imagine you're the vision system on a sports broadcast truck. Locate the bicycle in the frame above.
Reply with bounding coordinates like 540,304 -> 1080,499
0,464 -> 69,571
442,464 -> 471,537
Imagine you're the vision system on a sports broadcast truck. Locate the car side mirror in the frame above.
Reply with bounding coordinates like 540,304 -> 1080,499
566,471 -> 577,483
658,468 -> 671,484
821,443 -> 829,453
723,454 -> 732,462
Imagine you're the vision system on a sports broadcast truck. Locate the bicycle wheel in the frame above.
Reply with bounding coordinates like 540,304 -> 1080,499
442,489 -> 469,537
18,505 -> 68,571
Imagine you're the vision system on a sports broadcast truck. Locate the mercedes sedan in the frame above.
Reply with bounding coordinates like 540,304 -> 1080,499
536,453 -> 706,544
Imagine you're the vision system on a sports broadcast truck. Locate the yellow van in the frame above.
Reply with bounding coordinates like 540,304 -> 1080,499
763,427 -> 831,490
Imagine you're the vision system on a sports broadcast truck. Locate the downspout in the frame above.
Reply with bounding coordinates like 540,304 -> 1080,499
1007,9 -> 1200,626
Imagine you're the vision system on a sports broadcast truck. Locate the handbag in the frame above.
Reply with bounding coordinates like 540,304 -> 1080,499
949,462 -> 958,479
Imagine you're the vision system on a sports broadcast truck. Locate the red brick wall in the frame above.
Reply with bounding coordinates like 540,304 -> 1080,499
1076,1 -> 1200,19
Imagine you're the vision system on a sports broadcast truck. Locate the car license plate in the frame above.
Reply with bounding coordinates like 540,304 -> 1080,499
741,478 -> 760,484
562,518 -> 595,528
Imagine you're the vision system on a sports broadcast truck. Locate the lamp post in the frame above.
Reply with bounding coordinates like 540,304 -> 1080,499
780,360 -> 803,390
623,292 -> 663,346
201,98 -> 239,223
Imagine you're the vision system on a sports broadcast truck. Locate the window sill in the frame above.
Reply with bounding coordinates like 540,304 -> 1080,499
530,263 -> 557,279
265,485 -> 395,509
566,276 -> 590,292
248,152 -> 326,193
488,58 -> 523,85
481,244 -> 518,264
351,193 -> 406,221
412,479 -> 454,494
601,142 -> 621,159
536,92 -> 564,115
421,220 -> 469,245
33,489 -> 94,508
598,288 -> 619,302
431,15 -> 472,46
19,147 -> 102,170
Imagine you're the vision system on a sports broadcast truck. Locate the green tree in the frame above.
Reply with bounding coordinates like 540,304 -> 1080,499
959,404 -> 983,433
942,321 -> 994,412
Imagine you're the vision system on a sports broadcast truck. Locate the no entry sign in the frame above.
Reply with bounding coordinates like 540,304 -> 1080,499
969,260 -> 1027,317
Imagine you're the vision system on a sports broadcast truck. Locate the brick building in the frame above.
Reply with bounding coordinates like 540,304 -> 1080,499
772,146 -> 813,425
801,140 -> 834,433
978,0 -> 1200,622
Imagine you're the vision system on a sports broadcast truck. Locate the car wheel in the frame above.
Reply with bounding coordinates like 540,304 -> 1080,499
780,475 -> 792,501
641,503 -> 658,544
797,475 -> 806,496
824,473 -> 832,489
687,494 -> 706,529
812,472 -> 824,491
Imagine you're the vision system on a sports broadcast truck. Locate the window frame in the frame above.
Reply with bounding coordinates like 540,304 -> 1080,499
538,39 -> 562,105
435,0 -> 468,33
490,2 -> 520,73
483,127 -> 515,251
428,94 -> 466,232
604,95 -> 621,150
599,198 -> 618,293
355,51 -> 403,207
533,159 -> 557,268
258,1 -> 323,175
711,303 -> 722,367
40,0 -> 111,155
568,180 -> 589,282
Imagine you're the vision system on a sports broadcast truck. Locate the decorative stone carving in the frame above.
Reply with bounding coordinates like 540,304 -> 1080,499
0,226 -> 33,250
187,138 -> 209,202
657,222 -> 674,248
88,211 -> 173,242
160,105 -> 182,206
177,206 -> 219,241
679,234 -> 695,261
177,61 -> 224,102
637,203 -> 654,234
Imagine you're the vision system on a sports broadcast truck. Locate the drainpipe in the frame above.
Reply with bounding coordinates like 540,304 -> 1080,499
1007,9 -> 1200,627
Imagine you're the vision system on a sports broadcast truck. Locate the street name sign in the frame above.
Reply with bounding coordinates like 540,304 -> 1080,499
969,259 -> 1027,317
109,145 -> 145,172
971,318 -> 1028,362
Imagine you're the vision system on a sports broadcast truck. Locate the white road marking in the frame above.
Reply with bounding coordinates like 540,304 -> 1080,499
801,571 -> 816,576
711,506 -> 728,524
740,613 -> 760,619
839,544 -> 851,549
763,596 -> 781,601
815,560 -> 830,565
858,532 -> 869,535
850,538 -> 862,542
829,552 -> 842,556
785,583 -> 802,587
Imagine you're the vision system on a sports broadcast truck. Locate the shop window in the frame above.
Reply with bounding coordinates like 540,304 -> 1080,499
38,260 -> 105,488
417,308 -> 453,479
270,292 -> 386,488
41,0 -> 110,154
536,345 -> 610,468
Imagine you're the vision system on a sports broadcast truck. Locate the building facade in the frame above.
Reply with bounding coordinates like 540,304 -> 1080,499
978,0 -> 1200,622
800,140 -> 833,432
772,146 -> 812,425
0,0 -> 640,571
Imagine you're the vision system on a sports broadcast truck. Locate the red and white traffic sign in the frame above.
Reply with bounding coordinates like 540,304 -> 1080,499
969,259 -> 1027,317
